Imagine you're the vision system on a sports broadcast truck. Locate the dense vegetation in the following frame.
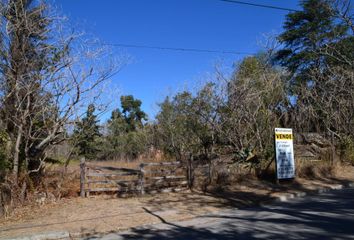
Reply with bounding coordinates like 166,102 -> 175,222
0,0 -> 353,200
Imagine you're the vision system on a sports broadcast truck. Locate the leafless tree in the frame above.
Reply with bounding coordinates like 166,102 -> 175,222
0,0 -> 125,185
210,55 -> 288,168
294,65 -> 354,138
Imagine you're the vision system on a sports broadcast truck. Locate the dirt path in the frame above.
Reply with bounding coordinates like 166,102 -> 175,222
1,175 -> 353,239
0,191 -> 230,238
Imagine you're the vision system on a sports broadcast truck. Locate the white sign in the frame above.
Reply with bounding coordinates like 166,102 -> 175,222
275,128 -> 295,179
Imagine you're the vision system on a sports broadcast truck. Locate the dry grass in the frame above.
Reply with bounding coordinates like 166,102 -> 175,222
210,158 -> 350,188
296,159 -> 339,179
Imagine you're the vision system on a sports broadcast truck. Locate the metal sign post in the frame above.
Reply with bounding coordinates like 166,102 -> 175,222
274,128 -> 295,180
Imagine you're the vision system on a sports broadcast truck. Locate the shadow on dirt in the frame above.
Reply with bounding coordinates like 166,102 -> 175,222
139,175 -> 349,213
85,188 -> 354,240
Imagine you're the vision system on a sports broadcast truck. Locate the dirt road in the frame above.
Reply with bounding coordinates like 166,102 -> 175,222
89,187 -> 354,240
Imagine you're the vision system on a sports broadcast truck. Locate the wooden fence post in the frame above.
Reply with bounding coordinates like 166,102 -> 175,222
86,167 -> 90,197
331,131 -> 336,165
187,155 -> 193,189
80,157 -> 86,198
139,163 -> 145,195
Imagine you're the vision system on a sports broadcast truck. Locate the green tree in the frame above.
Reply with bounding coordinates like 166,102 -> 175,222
156,91 -> 207,162
104,96 -> 148,159
108,109 -> 128,134
73,104 -> 101,160
276,0 -> 353,90
276,0 -> 354,135
120,95 -> 147,131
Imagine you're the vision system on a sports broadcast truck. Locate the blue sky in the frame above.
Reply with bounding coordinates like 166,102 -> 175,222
55,0 -> 301,120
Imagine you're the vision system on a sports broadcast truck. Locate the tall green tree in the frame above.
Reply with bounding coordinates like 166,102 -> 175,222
104,95 -> 148,159
108,109 -> 128,135
73,104 -> 101,160
276,0 -> 353,90
156,91 -> 208,161
276,0 -> 354,134
120,95 -> 147,131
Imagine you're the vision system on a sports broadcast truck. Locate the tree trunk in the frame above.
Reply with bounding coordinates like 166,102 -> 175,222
187,155 -> 194,189
208,158 -> 212,185
13,124 -> 23,184
20,180 -> 27,204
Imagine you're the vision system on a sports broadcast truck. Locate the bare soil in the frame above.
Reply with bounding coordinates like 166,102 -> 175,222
0,164 -> 353,239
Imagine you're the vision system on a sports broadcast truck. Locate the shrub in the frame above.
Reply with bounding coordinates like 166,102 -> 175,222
340,137 -> 354,165
0,131 -> 10,172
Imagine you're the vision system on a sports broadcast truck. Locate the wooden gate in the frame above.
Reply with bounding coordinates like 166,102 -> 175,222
80,158 -> 187,197
139,161 -> 188,194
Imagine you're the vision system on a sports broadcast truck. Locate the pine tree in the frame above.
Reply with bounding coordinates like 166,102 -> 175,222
73,104 -> 101,159
276,0 -> 353,89
120,95 -> 147,131
276,0 -> 354,133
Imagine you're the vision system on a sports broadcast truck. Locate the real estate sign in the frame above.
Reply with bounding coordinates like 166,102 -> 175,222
275,128 -> 295,179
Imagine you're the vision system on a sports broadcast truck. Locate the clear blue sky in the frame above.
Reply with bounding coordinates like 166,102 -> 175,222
55,0 -> 301,120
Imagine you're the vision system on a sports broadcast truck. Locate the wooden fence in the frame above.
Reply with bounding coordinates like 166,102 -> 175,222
140,161 -> 188,194
80,158 -> 188,197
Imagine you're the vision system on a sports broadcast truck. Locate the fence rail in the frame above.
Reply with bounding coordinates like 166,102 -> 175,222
80,158 -> 188,197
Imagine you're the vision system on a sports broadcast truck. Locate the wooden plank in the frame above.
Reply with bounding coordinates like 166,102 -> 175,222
86,164 -> 141,174
187,156 -> 193,188
140,164 -> 145,195
86,167 -> 91,197
143,169 -> 182,175
80,157 -> 86,198
86,179 -> 139,184
148,175 -> 186,180
141,161 -> 182,167
87,182 -> 187,193
146,179 -> 186,186
86,187 -> 141,192
87,172 -> 139,177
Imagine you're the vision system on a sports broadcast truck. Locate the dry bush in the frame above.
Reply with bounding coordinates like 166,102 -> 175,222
193,161 -> 259,191
296,160 -> 338,179
215,170 -> 230,186
42,169 -> 80,199
339,137 -> 354,165
0,183 -> 12,218
293,66 -> 354,143
213,55 -> 288,173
